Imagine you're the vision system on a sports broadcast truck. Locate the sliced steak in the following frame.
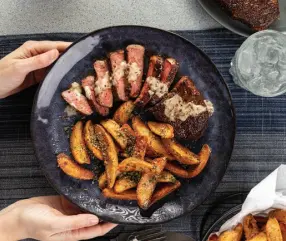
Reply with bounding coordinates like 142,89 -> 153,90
126,45 -> 145,98
215,0 -> 280,30
149,76 -> 210,140
134,55 -> 163,107
94,60 -> 113,108
110,50 -> 129,101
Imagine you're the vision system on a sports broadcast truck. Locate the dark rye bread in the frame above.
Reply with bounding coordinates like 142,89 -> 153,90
216,0 -> 280,30
149,76 -> 209,140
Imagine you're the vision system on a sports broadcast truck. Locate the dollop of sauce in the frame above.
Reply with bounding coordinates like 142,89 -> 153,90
112,61 -> 127,85
164,94 -> 208,121
204,100 -> 214,117
128,62 -> 141,83
147,77 -> 168,98
94,72 -> 111,95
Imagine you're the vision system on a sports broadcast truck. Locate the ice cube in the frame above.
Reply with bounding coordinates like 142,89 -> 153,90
238,49 -> 255,78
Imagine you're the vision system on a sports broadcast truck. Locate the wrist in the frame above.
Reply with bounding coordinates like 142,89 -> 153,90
0,203 -> 27,241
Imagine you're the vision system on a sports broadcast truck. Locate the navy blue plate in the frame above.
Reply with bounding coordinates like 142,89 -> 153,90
31,26 -> 235,224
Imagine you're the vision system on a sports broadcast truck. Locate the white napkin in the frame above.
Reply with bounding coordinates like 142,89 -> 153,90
219,164 -> 286,232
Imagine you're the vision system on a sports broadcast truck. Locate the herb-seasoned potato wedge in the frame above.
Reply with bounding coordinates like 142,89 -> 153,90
266,218 -> 283,241
132,136 -> 148,159
101,119 -> 127,149
162,138 -> 199,165
269,209 -> 286,223
243,214 -> 260,240
113,100 -> 135,125
147,121 -> 174,138
84,120 -> 103,160
118,157 -> 155,173
137,157 -> 167,209
114,173 -> 140,193
103,188 -> 137,200
57,153 -> 94,180
248,232 -> 268,241
94,124 -> 118,188
70,121 -> 90,164
165,144 -> 211,178
218,224 -> 243,241
114,170 -> 175,193
158,171 -> 177,183
132,116 -> 173,159
98,172 -> 107,189
150,181 -> 181,207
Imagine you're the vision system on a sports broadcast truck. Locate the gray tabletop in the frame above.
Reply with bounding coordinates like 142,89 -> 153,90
0,0 -> 221,35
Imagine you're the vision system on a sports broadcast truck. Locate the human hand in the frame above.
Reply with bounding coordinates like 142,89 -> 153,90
0,40 -> 71,99
0,196 -> 117,241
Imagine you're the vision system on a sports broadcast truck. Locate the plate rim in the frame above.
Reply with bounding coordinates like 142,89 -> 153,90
30,25 -> 237,224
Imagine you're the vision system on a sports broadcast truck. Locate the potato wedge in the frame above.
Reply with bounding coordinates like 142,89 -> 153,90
269,210 -> 286,223
132,116 -> 173,159
132,136 -> 148,159
137,157 -> 167,209
84,120 -> 103,160
279,222 -> 286,241
103,188 -> 137,200
188,144 -> 211,178
98,172 -> 107,189
121,123 -> 136,136
70,121 -> 90,164
57,153 -> 94,180
101,119 -> 127,149
94,124 -> 118,188
158,171 -> 177,183
162,138 -> 199,165
113,100 -> 135,125
218,224 -> 243,241
165,144 -> 211,178
118,157 -> 154,173
150,181 -> 181,207
248,232 -> 268,241
147,121 -> 174,138
113,170 -> 175,193
165,161 -> 189,178
114,175 -> 139,193
243,214 -> 260,240
266,217 -> 283,241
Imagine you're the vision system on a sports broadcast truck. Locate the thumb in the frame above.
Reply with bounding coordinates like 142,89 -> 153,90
18,49 -> 59,73
55,214 -> 99,232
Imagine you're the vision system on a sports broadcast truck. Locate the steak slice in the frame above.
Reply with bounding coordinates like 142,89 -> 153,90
215,0 -> 280,30
149,76 -> 209,140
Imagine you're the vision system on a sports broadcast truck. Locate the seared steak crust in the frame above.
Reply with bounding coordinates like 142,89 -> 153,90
215,0 -> 280,30
150,77 -> 209,140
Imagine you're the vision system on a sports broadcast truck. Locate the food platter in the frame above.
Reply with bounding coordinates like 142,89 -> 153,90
31,26 -> 235,224
198,0 -> 286,37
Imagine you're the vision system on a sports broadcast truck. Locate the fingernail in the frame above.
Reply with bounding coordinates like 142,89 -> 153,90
88,217 -> 99,225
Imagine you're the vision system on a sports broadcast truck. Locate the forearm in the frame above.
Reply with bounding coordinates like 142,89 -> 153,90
0,203 -> 26,241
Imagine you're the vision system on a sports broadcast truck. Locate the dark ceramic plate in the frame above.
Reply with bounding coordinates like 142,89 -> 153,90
31,26 -> 235,224
198,0 -> 286,37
